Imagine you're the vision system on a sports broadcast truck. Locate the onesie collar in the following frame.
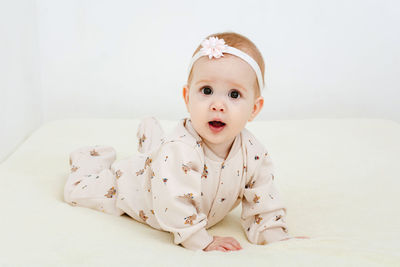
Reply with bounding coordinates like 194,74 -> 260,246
182,118 -> 203,143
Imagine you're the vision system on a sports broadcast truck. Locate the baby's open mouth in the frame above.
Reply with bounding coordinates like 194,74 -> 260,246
208,121 -> 226,127
208,120 -> 226,133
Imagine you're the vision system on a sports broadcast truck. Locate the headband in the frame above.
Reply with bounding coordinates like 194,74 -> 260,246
187,36 -> 264,93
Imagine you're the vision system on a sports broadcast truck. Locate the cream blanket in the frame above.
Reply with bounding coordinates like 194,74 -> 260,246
0,118 -> 399,266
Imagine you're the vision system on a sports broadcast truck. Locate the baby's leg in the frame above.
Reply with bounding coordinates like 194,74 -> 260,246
136,117 -> 165,154
64,145 -> 124,216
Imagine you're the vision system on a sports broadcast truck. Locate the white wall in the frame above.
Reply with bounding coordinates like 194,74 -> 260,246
36,0 -> 400,123
1,0 -> 399,162
0,0 -> 42,163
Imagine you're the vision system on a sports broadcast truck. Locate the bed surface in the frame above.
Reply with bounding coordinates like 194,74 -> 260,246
1,118 -> 399,266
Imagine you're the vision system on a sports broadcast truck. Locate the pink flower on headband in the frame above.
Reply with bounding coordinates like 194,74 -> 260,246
200,37 -> 228,59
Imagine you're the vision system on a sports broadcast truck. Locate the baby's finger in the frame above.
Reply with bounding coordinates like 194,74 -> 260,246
225,237 -> 242,249
221,242 -> 239,251
216,246 -> 227,252
229,239 -> 242,249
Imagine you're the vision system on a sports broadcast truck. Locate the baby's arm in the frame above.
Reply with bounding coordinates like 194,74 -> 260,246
150,141 -> 213,250
241,149 -> 290,245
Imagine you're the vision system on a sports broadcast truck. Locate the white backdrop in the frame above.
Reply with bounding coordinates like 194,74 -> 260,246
1,0 -> 399,162
0,1 -> 42,163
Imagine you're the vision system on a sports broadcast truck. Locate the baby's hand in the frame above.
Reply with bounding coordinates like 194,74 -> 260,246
203,236 -> 242,252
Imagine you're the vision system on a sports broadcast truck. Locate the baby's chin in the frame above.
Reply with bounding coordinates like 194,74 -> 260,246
200,127 -> 239,146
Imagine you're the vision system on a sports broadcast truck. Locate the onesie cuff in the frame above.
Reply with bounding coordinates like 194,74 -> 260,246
262,227 -> 290,244
180,228 -> 213,251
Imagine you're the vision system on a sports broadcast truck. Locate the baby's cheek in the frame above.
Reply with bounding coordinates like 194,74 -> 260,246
194,102 -> 210,116
190,103 -> 203,117
233,104 -> 252,121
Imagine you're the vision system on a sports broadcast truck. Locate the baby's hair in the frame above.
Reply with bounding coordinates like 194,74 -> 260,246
187,31 -> 265,97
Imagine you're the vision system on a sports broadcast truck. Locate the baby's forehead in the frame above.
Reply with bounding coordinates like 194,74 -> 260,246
191,56 -> 257,88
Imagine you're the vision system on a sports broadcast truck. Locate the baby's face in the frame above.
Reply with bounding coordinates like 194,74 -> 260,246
183,55 -> 264,149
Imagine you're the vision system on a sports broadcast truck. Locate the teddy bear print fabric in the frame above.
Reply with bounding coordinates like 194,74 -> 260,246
64,117 -> 289,250
64,145 -> 125,216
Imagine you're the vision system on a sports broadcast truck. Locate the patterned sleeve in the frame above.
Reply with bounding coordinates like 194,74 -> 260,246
151,141 -> 213,251
241,150 -> 290,245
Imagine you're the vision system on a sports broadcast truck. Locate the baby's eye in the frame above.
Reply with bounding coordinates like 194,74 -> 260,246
201,86 -> 213,95
228,89 -> 241,99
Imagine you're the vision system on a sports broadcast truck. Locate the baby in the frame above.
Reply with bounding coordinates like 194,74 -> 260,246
64,31 -> 308,252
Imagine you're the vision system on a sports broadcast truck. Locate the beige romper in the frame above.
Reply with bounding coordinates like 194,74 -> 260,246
64,117 -> 290,250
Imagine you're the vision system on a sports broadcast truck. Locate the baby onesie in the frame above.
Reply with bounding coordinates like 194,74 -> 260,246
64,117 -> 289,250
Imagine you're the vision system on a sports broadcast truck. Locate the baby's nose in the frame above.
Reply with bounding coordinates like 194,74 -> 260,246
211,102 -> 225,112
212,106 -> 225,112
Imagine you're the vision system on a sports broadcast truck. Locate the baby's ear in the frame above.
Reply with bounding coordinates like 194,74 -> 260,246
182,84 -> 190,111
248,96 -> 264,122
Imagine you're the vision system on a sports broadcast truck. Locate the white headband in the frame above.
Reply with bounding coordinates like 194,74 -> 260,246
187,36 -> 264,93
